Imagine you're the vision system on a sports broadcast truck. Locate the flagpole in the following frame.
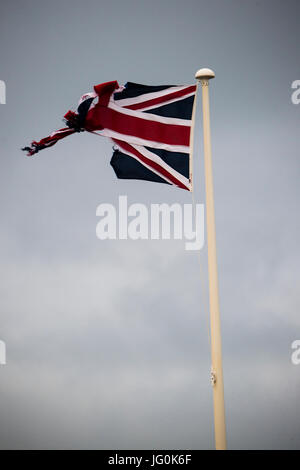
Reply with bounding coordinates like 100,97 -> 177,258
195,68 -> 227,450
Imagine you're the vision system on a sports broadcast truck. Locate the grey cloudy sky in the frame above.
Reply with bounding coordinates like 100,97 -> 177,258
0,0 -> 299,449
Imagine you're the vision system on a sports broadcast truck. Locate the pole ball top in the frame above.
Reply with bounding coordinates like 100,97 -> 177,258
195,68 -> 215,80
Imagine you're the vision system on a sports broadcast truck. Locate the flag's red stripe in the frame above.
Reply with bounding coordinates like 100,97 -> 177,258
113,139 -> 189,191
124,85 -> 196,111
87,107 -> 190,146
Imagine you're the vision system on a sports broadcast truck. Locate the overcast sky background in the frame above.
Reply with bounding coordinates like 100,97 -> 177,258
0,0 -> 299,449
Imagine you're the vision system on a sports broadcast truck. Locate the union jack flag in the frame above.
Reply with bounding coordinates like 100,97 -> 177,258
22,81 -> 197,191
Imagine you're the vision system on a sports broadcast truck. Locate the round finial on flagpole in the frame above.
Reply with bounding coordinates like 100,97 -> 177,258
195,68 -> 215,80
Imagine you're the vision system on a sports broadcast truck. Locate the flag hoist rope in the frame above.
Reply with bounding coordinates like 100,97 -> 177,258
192,68 -> 227,450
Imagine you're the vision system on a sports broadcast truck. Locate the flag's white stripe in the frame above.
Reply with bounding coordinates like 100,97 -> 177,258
134,91 -> 196,112
77,91 -> 97,107
108,100 -> 191,127
50,129 -> 71,136
50,130 -> 64,136
113,85 -> 192,108
93,129 -> 190,153
44,141 -> 56,146
129,143 -> 190,189
116,142 -> 176,187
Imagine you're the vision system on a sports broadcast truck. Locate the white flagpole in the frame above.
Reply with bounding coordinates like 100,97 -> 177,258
195,68 -> 227,450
